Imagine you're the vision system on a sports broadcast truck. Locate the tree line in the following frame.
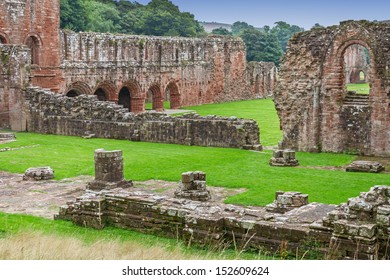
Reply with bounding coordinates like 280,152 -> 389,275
60,0 -> 306,66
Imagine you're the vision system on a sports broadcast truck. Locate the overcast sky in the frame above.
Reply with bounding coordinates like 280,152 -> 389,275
135,0 -> 390,29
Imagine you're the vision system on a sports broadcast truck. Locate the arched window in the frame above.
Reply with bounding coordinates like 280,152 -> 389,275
344,44 -> 370,95
26,36 -> 41,65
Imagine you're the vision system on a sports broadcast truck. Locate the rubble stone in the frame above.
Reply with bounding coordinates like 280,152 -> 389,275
23,167 -> 54,181
266,191 -> 308,213
346,161 -> 385,173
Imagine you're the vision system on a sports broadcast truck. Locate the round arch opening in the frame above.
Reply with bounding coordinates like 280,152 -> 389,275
165,82 -> 181,109
66,90 -> 80,98
146,84 -> 164,111
94,88 -> 108,101
118,87 -> 131,112
344,43 -> 371,95
25,35 -> 41,65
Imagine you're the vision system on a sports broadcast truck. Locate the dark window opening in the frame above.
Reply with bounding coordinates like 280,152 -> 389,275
118,87 -> 131,111
94,88 -> 107,101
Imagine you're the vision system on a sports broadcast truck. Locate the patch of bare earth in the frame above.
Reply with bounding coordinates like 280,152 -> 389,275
0,171 -> 246,219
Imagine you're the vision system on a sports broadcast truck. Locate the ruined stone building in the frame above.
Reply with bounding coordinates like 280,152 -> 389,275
0,0 -> 276,134
275,21 -> 390,157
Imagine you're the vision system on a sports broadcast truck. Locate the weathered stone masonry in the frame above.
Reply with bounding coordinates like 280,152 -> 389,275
0,45 -> 29,130
275,21 -> 390,156
24,87 -> 262,150
56,185 -> 390,259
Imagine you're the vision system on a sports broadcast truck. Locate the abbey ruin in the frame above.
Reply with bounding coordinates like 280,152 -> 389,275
275,20 -> 390,157
1,0 -> 390,260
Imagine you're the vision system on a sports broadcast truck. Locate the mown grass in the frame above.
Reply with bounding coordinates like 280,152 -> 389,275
145,101 -> 171,110
183,99 -> 282,147
346,83 -> 370,94
1,132 -> 389,206
0,213 -> 273,260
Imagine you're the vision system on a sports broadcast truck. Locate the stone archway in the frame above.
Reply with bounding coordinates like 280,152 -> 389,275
94,88 -> 107,101
118,87 -> 131,111
165,82 -> 180,109
94,81 -> 117,102
147,84 -> 164,111
65,81 -> 92,97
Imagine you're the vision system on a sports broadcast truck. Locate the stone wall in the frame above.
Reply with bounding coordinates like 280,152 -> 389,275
0,0 -> 63,91
55,185 -> 390,259
24,87 -> 261,150
275,21 -> 390,156
59,31 -> 253,112
0,45 -> 29,130
246,62 -> 278,98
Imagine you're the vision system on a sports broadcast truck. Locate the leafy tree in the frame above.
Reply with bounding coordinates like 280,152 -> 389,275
83,0 -> 121,33
211,27 -> 232,36
231,21 -> 254,35
60,0 -> 87,32
271,21 -> 304,52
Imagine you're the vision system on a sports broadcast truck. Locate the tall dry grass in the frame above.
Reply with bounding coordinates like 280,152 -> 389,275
0,231 -> 206,260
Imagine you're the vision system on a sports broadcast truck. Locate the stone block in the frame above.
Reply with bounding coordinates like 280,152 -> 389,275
175,171 -> 211,201
269,149 -> 299,167
358,224 -> 377,239
266,191 -> 308,213
23,167 -> 54,181
346,161 -> 385,173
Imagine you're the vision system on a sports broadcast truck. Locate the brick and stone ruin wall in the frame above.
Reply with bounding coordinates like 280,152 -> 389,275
246,62 -> 278,98
0,0 -> 277,134
59,31 -> 255,112
24,87 -> 262,150
0,45 -> 29,130
275,21 -> 390,156
56,168 -> 390,259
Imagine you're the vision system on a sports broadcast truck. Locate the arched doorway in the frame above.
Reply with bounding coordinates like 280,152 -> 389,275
165,82 -> 180,109
118,87 -> 131,111
147,84 -> 164,111
94,88 -> 107,101
25,35 -> 41,65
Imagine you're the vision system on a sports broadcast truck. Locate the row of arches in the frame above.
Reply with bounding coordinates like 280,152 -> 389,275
0,32 -> 42,65
65,80 -> 181,113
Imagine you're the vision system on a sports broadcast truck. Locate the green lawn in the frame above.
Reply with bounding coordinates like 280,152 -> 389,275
346,83 -> 370,94
1,132 -> 389,206
145,101 -> 171,110
183,99 -> 282,147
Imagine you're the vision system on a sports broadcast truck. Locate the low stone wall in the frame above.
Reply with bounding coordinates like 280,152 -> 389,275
56,183 -> 390,259
55,189 -> 335,257
24,87 -> 261,150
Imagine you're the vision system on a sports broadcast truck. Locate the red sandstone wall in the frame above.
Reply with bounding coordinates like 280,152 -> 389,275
59,31 -> 254,113
0,0 -> 62,91
275,21 -> 390,156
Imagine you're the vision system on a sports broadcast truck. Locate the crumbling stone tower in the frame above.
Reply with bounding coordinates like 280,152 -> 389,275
0,0 -> 62,90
